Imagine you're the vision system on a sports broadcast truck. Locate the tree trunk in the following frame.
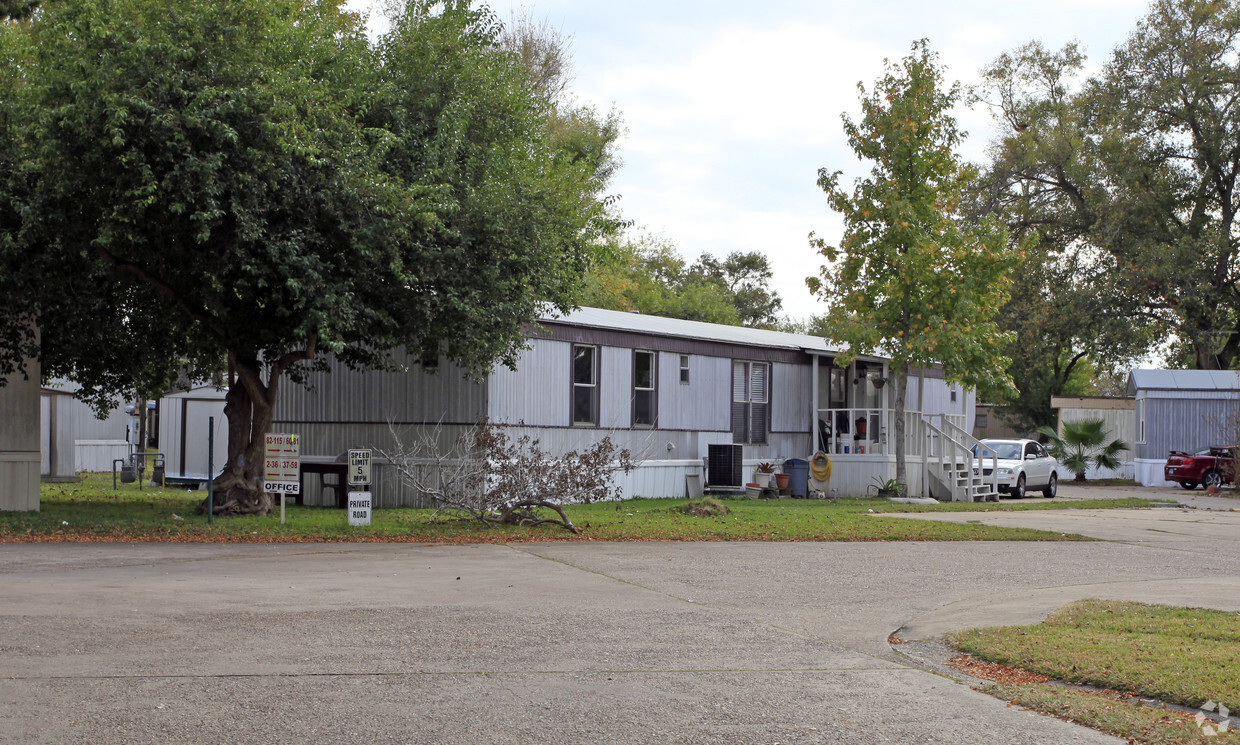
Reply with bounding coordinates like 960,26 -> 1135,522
893,368 -> 907,490
199,341 -> 317,517
202,359 -> 273,516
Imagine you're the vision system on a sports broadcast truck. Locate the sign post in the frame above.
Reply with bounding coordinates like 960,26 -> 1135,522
263,433 -> 300,525
348,448 -> 372,527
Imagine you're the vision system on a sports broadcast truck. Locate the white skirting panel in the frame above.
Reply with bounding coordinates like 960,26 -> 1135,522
615,455 -> 934,499
1133,458 -> 1173,487
616,459 -> 705,499
75,440 -> 131,473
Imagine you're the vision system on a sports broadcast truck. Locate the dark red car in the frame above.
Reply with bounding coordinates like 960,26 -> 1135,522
1164,446 -> 1236,490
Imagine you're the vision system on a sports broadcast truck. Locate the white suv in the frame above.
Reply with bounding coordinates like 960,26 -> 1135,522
977,439 -> 1059,499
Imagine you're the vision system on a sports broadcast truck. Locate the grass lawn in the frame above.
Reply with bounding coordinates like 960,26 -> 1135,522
949,600 -> 1240,745
0,474 -> 1153,543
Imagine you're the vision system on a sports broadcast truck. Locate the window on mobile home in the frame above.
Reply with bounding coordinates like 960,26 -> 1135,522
633,350 -> 657,427
732,360 -> 769,444
572,344 -> 598,426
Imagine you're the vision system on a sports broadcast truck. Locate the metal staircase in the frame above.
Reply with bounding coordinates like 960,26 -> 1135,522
922,415 -> 999,502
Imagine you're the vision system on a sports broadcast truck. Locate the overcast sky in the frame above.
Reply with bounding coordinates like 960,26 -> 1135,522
350,0 -> 1153,321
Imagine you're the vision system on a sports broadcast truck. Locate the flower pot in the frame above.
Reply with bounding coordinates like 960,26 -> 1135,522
774,473 -> 791,490
753,472 -> 772,488
745,484 -> 761,499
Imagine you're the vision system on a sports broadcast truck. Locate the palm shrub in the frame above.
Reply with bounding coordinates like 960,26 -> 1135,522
1037,419 -> 1130,482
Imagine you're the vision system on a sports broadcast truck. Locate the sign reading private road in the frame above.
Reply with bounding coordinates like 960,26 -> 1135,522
263,432 -> 300,494
348,491 -> 372,526
348,449 -> 372,486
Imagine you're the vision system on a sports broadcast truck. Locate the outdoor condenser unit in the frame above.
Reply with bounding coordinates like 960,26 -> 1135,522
707,444 -> 743,490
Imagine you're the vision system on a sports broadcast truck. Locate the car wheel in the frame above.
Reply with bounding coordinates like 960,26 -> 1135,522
1043,472 -> 1057,498
1012,473 -> 1026,499
1203,469 -> 1223,489
1179,481 -> 1199,490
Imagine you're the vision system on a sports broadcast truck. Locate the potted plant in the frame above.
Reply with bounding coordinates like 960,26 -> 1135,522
868,476 -> 905,499
753,462 -> 775,488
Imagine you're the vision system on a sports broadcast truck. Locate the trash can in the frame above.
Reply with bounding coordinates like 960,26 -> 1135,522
783,458 -> 809,498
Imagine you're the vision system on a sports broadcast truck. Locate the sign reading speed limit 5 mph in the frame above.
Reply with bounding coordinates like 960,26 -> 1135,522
348,449 -> 371,486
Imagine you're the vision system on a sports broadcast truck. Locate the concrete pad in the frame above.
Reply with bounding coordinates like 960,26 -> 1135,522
0,541 -> 1138,744
0,668 -> 1121,745
880,505 -> 1240,552
901,577 -> 1240,641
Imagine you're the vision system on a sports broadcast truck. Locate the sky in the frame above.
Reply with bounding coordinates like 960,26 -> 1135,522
349,0 -> 1154,321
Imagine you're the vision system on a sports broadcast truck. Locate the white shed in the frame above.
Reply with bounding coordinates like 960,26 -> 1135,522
158,386 -> 228,484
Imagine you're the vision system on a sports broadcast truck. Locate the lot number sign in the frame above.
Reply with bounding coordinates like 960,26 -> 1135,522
263,433 -> 300,494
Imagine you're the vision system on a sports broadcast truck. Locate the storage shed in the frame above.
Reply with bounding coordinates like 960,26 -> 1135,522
157,385 -> 228,484
1127,369 -> 1240,486
40,382 -> 133,479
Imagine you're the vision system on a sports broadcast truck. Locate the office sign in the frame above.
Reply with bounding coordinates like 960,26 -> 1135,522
263,432 -> 300,494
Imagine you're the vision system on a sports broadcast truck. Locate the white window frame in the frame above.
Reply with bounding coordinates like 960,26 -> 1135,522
572,344 -> 598,426
633,350 -> 657,428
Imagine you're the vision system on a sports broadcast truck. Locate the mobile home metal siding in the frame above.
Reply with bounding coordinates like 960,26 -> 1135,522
772,362 -> 811,433
657,354 -> 731,432
488,338 -> 568,426
277,352 -> 485,428
40,391 -> 75,479
600,345 -> 632,429
1137,394 -> 1239,461
1,351 -> 40,511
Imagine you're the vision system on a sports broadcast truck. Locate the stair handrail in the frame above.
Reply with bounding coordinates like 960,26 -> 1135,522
933,415 -> 999,496
921,416 -> 975,501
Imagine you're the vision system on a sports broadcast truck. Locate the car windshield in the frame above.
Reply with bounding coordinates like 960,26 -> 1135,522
980,441 -> 1023,459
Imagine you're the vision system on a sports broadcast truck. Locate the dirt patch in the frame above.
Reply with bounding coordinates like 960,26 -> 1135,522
945,653 -> 1051,685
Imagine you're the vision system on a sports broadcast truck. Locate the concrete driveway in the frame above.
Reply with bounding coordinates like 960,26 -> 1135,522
2,499 -> 1238,744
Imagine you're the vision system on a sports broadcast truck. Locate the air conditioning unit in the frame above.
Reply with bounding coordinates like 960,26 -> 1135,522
707,444 -> 743,491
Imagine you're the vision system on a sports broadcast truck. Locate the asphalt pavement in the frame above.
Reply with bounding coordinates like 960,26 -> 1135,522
1,489 -> 1238,744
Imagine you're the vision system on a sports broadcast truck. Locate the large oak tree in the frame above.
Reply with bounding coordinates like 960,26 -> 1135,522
0,0 -> 616,515
977,0 -> 1240,380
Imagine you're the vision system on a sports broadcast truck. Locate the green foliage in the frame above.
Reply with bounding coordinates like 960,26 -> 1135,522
0,0 -> 37,21
970,41 -> 1164,432
1036,418 -> 1130,481
808,40 -> 1015,484
580,234 -> 784,327
977,0 -> 1240,372
0,0 -> 617,512
687,251 -> 783,328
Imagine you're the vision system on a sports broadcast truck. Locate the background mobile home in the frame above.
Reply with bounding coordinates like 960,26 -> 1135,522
1127,369 -> 1240,487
